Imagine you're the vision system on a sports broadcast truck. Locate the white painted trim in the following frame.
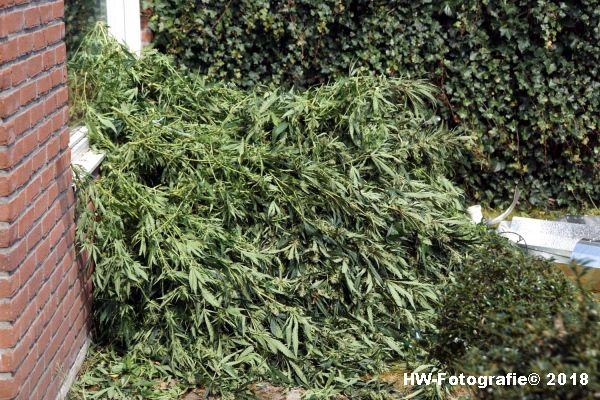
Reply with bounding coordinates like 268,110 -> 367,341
70,126 -> 105,175
106,0 -> 142,53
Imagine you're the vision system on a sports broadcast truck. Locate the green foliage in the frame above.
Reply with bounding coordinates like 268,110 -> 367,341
64,0 -> 104,53
71,27 -> 476,397
143,0 -> 600,207
67,345 -> 188,400
434,235 -> 600,399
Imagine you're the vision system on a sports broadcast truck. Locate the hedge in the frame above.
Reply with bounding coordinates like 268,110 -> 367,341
139,0 -> 600,207
434,235 -> 600,399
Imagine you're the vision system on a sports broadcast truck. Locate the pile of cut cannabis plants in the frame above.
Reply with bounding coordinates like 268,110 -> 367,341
71,26 -> 476,398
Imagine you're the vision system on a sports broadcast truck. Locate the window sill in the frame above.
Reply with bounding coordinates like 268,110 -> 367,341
70,126 -> 105,175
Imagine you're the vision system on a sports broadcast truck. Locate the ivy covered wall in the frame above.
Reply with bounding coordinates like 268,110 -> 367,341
68,0 -> 600,206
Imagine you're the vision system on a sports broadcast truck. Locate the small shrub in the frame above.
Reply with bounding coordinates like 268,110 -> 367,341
434,235 -> 600,399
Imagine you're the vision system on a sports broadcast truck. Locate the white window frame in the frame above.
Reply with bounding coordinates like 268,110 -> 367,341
105,0 -> 142,53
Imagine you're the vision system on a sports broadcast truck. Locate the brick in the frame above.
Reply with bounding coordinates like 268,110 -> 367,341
40,198 -> 58,236
17,32 -> 34,55
49,108 -> 64,132
24,7 -> 41,29
16,201 -> 35,239
9,345 -> 37,393
0,90 -> 20,118
0,150 -> 7,171
42,91 -> 57,115
25,179 -> 45,212
36,74 -> 52,95
0,269 -> 19,298
31,145 -> 46,171
28,54 -> 43,78
0,121 -> 16,145
55,151 -> 71,177
36,119 -> 53,144
18,128 -> 38,157
0,324 -> 35,373
32,30 -> 45,51
0,16 -> 8,38
0,255 -> 33,302
0,175 -> 10,197
48,218 -> 66,251
56,85 -> 67,106
0,245 -> 69,346
45,134 -> 60,161
0,37 -> 19,63
25,219 -> 42,252
40,203 -> 57,238
0,10 -> 24,38
45,375 -> 60,400
54,272 -> 69,305
0,129 -> 37,169
30,369 -> 52,400
51,65 -> 67,86
142,28 -> 154,46
38,4 -> 53,24
51,1 -> 64,20
0,66 -> 12,93
41,47 -> 56,70
59,127 -> 69,150
32,185 -> 50,220
48,67 -> 63,87
17,251 -> 36,286
46,23 -> 63,46
36,285 -> 56,328
13,109 -> 32,136
10,60 -> 28,87
59,316 -> 85,364
0,189 -> 27,226
61,127 -> 69,148
45,176 -> 60,202
28,102 -> 44,128
19,81 -> 37,105
0,280 -> 28,321
0,318 -> 19,349
61,106 -> 68,125
25,356 -> 46,399
0,174 -> 9,197
41,245 -> 58,283
47,314 -> 69,364
39,243 -> 57,283
27,345 -> 46,382
0,158 -> 32,197
0,377 -> 19,399
54,43 -> 66,64
38,169 -> 54,196
0,67 -> 11,90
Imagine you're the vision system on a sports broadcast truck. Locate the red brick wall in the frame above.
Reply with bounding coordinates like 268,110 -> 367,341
0,1 -> 91,398
140,8 -> 153,48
